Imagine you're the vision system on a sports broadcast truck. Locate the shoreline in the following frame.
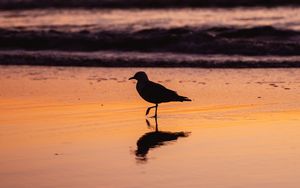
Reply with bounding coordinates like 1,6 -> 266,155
1,51 -> 300,68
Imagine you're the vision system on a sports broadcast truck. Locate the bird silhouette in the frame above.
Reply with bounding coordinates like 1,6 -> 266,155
129,71 -> 191,117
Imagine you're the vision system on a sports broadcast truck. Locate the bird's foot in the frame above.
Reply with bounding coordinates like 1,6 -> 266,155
149,115 -> 157,119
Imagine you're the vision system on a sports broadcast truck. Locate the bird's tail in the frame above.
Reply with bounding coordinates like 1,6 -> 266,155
177,95 -> 192,102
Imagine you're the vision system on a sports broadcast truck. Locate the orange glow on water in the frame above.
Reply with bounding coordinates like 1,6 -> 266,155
1,66 -> 300,188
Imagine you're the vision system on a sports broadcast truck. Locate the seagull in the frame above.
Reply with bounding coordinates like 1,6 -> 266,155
129,71 -> 191,117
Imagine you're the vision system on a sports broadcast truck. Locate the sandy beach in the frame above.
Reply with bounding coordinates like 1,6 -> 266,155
1,66 -> 300,187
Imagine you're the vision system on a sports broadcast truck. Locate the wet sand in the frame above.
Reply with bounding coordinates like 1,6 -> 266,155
1,66 -> 300,188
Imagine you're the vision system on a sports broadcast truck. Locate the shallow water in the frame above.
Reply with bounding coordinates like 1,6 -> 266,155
1,50 -> 300,68
1,66 -> 300,188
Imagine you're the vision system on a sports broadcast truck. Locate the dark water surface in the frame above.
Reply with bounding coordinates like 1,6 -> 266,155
1,0 -> 300,9
1,8 -> 300,67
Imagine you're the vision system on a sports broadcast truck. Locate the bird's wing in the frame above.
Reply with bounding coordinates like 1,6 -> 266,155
142,81 -> 181,103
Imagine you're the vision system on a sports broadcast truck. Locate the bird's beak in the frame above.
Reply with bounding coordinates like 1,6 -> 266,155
129,77 -> 134,80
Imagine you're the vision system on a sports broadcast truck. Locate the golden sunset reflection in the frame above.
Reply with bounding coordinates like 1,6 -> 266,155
1,66 -> 300,187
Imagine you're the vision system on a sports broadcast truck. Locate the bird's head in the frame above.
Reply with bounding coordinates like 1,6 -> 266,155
129,71 -> 149,82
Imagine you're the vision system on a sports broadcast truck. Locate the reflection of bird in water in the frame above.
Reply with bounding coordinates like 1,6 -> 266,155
129,71 -> 191,117
135,117 -> 190,161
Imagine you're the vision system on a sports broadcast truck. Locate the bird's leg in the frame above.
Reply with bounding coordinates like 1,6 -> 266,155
154,115 -> 158,132
154,104 -> 158,118
145,105 -> 156,116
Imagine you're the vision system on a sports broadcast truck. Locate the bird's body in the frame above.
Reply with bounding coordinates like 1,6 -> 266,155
137,80 -> 190,104
129,71 -> 191,117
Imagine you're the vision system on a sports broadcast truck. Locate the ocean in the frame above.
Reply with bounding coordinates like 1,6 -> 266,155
1,7 -> 300,67
1,4 -> 300,188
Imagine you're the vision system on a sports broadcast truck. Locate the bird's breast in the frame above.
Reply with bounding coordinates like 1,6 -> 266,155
136,82 -> 157,104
